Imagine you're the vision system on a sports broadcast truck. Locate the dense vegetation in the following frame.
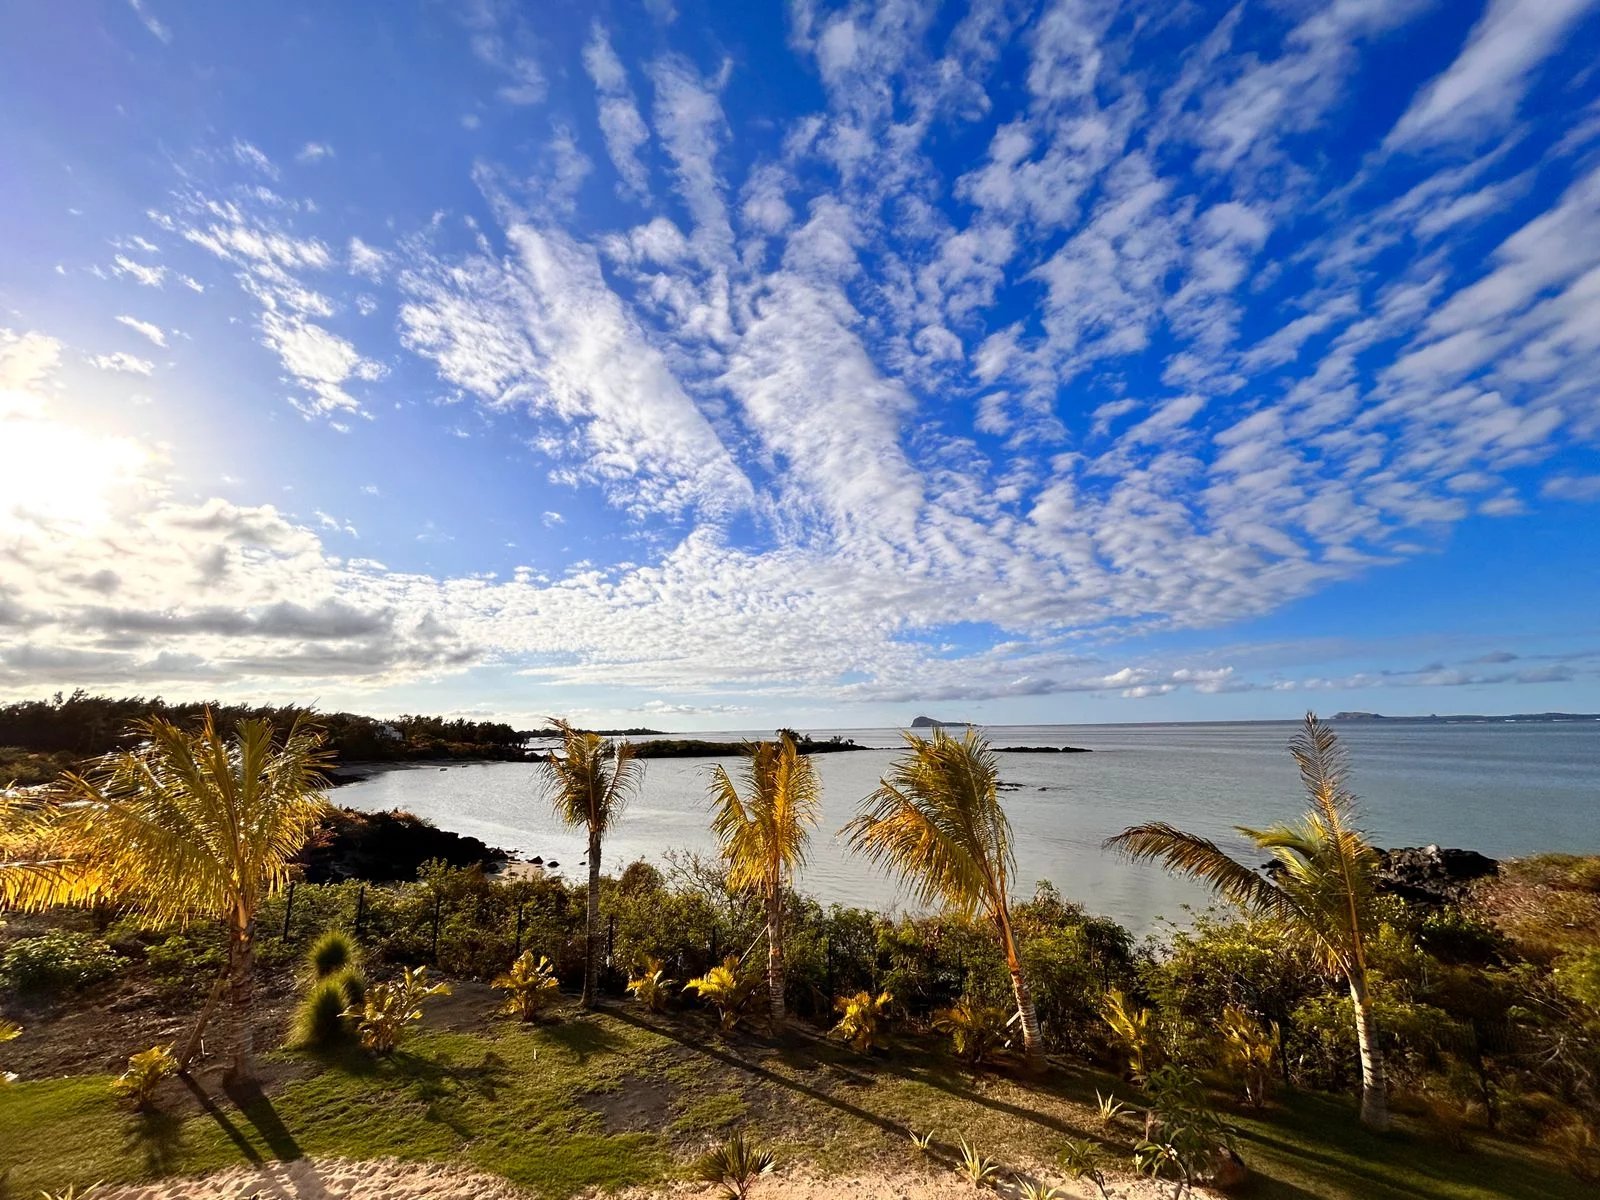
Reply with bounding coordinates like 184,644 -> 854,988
2,712 -> 1598,1197
0,691 -> 532,784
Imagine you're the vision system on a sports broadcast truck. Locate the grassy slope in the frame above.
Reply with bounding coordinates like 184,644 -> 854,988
1,997 -> 1587,1199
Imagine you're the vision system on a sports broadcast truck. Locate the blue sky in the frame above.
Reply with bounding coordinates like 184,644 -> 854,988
1,0 -> 1598,731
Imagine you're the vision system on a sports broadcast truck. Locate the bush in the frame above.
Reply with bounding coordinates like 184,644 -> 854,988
627,957 -> 678,1012
307,929 -> 360,980
829,990 -> 893,1053
0,931 -> 120,996
685,956 -> 760,1033
933,997 -> 1011,1065
111,1043 -> 176,1110
344,966 -> 451,1054
291,969 -> 366,1049
492,951 -> 560,1021
695,1131 -> 775,1200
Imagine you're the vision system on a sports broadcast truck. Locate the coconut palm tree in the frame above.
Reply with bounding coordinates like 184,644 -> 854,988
541,718 -> 643,1007
707,733 -> 820,1023
844,728 -> 1044,1070
1,712 -> 330,1084
1105,712 -> 1390,1129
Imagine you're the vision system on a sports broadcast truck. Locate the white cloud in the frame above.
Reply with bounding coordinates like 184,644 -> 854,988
296,141 -> 335,164
127,0 -> 170,43
231,139 -> 279,180
584,23 -> 651,199
1387,0 -> 1600,148
115,315 -> 167,348
1542,475 -> 1600,502
90,351 -> 155,375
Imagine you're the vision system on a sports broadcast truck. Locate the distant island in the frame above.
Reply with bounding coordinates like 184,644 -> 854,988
910,714 -> 974,728
993,745 -> 1093,753
526,726 -> 668,737
1332,711 -> 1600,723
617,732 -> 866,759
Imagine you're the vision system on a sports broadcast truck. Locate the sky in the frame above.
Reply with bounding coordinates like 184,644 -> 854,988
1,0 -> 1598,732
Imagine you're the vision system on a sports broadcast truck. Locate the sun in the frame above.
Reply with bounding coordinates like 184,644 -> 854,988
0,416 -> 153,527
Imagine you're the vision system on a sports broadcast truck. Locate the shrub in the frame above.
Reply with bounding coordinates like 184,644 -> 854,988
111,1044 -> 176,1110
1217,1005 -> 1277,1108
1059,1140 -> 1112,1199
344,966 -> 451,1054
492,951 -> 560,1021
291,969 -> 365,1049
686,956 -> 760,1033
933,998 -> 1010,1066
695,1130 -> 775,1200
306,929 -> 360,980
956,1137 -> 1000,1186
1099,988 -> 1155,1080
0,931 -> 120,996
1545,1116 -> 1600,1183
829,989 -> 893,1053
627,957 -> 677,1012
1,1017 -> 20,1084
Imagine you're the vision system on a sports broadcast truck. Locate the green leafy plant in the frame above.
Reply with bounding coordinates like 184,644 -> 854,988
1095,1088 -> 1130,1129
1017,1180 -> 1068,1200
37,1184 -> 104,1200
829,989 -> 893,1052
492,951 -> 561,1021
956,1137 -> 1001,1187
1,1017 -> 21,1085
306,929 -> 360,980
933,997 -> 1010,1065
1217,1005 -> 1278,1108
685,956 -> 760,1033
110,1044 -> 176,1110
343,965 -> 451,1054
0,931 -> 120,996
1099,987 -> 1154,1080
694,1130 -> 775,1200
909,1128 -> 936,1154
1059,1140 -> 1112,1199
626,957 -> 677,1012
1135,1065 -> 1234,1197
290,968 -> 365,1049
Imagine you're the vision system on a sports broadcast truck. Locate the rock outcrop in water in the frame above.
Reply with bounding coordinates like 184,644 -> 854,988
1377,844 -> 1499,903
298,807 -> 510,883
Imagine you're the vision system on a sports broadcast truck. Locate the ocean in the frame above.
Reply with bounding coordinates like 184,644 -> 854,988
332,719 -> 1600,933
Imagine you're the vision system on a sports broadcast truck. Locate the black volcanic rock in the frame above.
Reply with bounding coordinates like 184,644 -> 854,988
1378,845 -> 1499,903
298,806 -> 509,883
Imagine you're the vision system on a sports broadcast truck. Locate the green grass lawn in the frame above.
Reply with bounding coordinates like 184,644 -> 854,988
0,994 -> 1587,1199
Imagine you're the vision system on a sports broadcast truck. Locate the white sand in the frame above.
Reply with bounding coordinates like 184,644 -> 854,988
99,1158 -> 1209,1200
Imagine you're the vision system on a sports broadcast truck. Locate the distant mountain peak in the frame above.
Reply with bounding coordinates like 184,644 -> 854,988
910,714 -> 971,729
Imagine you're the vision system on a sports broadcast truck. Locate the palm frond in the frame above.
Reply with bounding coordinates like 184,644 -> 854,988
1104,823 -> 1296,921
540,717 -> 643,838
843,729 -> 1009,918
707,734 -> 818,898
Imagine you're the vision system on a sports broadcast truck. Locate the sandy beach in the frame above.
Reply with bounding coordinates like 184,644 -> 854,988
97,1157 -> 1203,1200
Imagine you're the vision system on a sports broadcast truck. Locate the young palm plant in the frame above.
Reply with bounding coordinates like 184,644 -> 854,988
695,1130 -> 776,1200
1,713 -> 330,1084
707,733 -> 820,1024
1105,712 -> 1390,1129
845,729 -> 1044,1070
540,718 -> 643,1008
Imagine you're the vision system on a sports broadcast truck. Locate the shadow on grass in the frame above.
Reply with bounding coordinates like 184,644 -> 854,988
540,1018 -> 626,1063
123,1107 -> 185,1175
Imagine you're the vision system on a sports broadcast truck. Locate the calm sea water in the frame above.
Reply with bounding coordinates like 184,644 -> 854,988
334,721 -> 1600,933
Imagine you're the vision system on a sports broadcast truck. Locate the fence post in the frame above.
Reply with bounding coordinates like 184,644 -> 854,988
710,927 -> 718,964
354,884 -> 366,937
514,903 -> 525,955
281,882 -> 296,940
431,892 -> 442,963
607,914 -> 616,973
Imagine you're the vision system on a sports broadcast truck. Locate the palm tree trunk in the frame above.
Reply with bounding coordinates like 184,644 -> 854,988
223,914 -> 256,1085
582,828 -> 601,1007
1348,972 -> 1389,1130
176,960 -> 230,1072
998,910 -> 1043,1071
766,886 -> 786,1024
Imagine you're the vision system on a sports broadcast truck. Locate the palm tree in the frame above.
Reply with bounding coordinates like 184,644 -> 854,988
707,733 -> 820,1023
1,712 -> 330,1084
540,718 -> 643,1007
1105,712 -> 1389,1129
844,728 -> 1044,1070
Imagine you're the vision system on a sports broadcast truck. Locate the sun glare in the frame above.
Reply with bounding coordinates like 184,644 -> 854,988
0,417 -> 152,526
